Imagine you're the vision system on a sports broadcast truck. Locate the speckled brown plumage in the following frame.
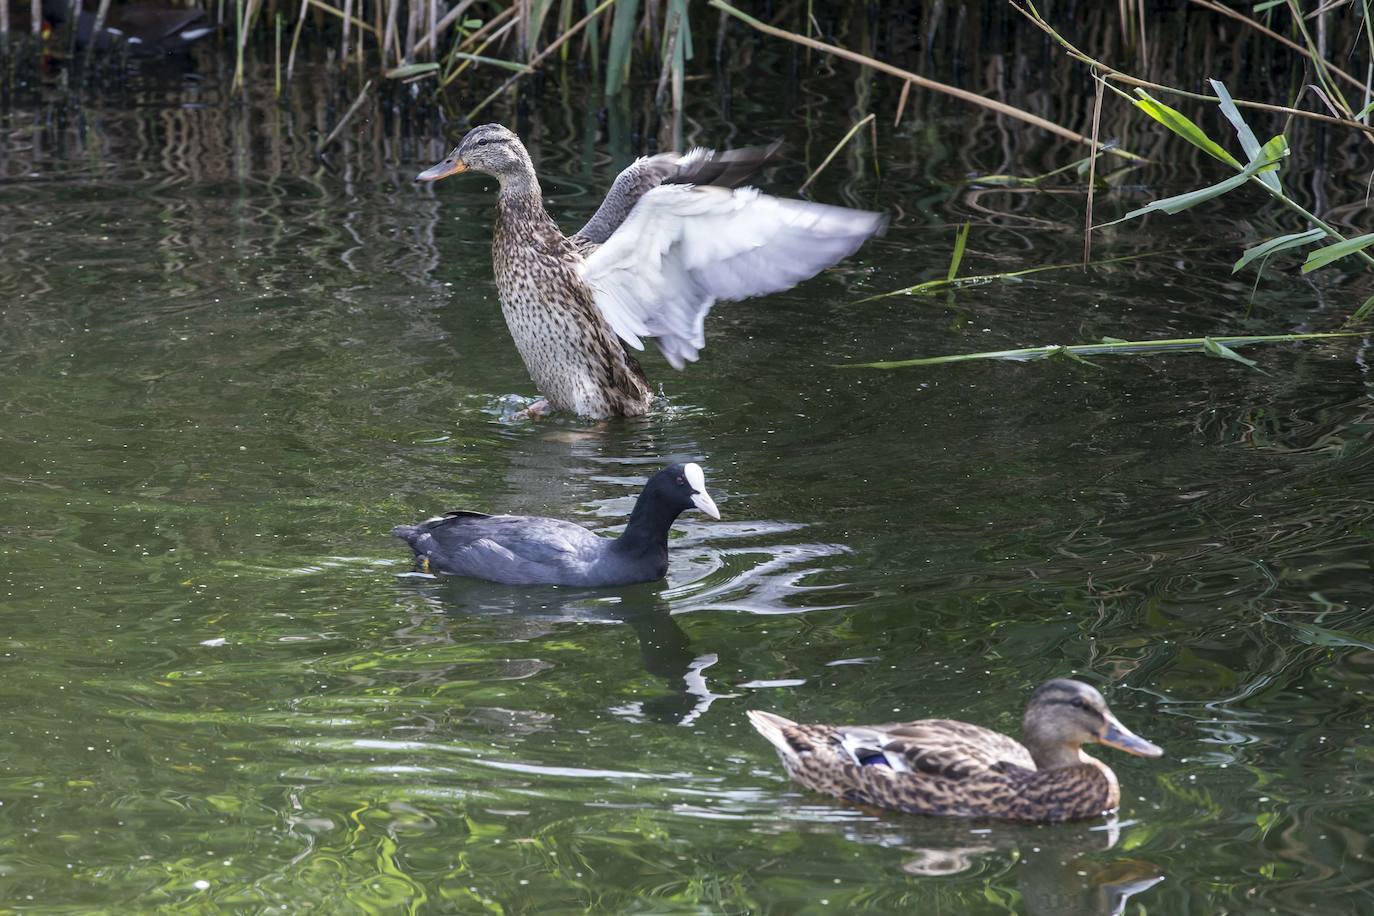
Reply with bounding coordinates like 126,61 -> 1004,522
491,187 -> 653,417
748,678 -> 1163,823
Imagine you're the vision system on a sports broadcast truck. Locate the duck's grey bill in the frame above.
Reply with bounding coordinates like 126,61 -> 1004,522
1100,714 -> 1163,758
416,158 -> 468,182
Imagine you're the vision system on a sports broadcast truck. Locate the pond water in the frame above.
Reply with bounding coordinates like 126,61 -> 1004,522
3,25 -> 1374,915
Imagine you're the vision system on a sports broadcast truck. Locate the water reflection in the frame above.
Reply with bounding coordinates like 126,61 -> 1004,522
392,576 -> 734,727
847,818 -> 1164,916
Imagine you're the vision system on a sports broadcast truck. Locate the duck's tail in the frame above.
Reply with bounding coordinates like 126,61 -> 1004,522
747,710 -> 801,761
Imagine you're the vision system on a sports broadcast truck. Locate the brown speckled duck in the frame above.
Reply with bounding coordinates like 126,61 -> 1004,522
416,124 -> 886,419
748,678 -> 1163,823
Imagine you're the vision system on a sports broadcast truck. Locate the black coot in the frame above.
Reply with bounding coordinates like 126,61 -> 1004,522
393,463 -> 720,586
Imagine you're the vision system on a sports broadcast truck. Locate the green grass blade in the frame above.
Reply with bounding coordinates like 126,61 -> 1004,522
526,0 -> 556,58
1233,228 -> 1326,273
1208,79 -> 1280,194
946,223 -> 970,282
672,0 -> 692,61
384,62 -> 441,78
605,0 -> 640,97
584,0 -> 601,71
1209,79 -> 1261,160
1133,89 -> 1241,168
857,248 -> 1204,302
839,331 -> 1367,370
1255,133 -> 1288,178
1302,232 -> 1374,273
441,53 -> 531,73
1049,345 -> 1101,368
1100,143 -> 1284,228
1099,170 -> 1251,227
1202,336 -> 1264,372
1353,294 -> 1374,323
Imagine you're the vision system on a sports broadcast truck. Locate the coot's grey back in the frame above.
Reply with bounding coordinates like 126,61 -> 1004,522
393,512 -> 651,587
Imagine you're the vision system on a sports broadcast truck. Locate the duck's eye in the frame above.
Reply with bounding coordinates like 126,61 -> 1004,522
676,476 -> 686,486
477,138 -> 489,146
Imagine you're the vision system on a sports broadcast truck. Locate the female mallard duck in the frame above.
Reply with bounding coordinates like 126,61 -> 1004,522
416,124 -> 886,418
748,678 -> 1163,823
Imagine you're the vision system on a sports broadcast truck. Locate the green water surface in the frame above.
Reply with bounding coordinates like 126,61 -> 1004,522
2,48 -> 1374,916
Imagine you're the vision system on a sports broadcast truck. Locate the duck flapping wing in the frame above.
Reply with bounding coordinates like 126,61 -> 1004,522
573,143 -> 784,248
578,185 -> 887,369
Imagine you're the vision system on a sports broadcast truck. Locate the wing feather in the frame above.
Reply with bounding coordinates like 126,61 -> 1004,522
579,185 -> 886,368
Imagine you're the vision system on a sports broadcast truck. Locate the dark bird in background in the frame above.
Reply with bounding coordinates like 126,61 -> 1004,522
41,0 -> 215,55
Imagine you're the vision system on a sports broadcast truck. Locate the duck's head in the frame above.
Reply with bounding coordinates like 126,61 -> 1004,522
649,462 -> 721,520
1022,679 -> 1162,769
416,124 -> 532,185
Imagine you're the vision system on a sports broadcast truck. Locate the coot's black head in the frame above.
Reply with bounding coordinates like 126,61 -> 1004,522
647,462 -> 720,520
415,124 -> 532,184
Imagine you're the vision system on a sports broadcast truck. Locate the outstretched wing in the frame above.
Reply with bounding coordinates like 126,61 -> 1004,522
578,185 -> 887,369
572,143 -> 784,250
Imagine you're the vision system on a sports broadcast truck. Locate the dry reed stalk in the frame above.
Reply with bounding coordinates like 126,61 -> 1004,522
286,0 -> 309,81
29,0 -> 39,35
413,0 -> 481,55
1190,0 -> 1365,92
340,0 -> 352,64
1136,0 -> 1148,63
274,11 -> 282,95
83,0 -> 112,67
1084,72 -> 1104,268
234,0 -> 263,92
893,79 -> 911,126
1012,1 -> 1374,138
63,0 -> 78,53
318,78 -> 373,153
464,0 -> 617,121
800,113 -> 874,192
1,0 -> 10,35
301,0 -> 376,36
654,4 -> 682,109
373,0 -> 383,63
428,0 -> 437,59
382,0 -> 401,65
710,0 -> 1141,160
441,16 -> 519,87
404,0 -> 418,62
452,4 -> 517,53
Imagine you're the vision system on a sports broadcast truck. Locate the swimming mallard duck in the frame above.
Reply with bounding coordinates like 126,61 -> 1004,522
416,124 -> 886,418
748,678 -> 1163,823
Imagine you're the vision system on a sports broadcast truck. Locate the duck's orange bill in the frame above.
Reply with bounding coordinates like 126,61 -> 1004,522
415,157 -> 468,182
